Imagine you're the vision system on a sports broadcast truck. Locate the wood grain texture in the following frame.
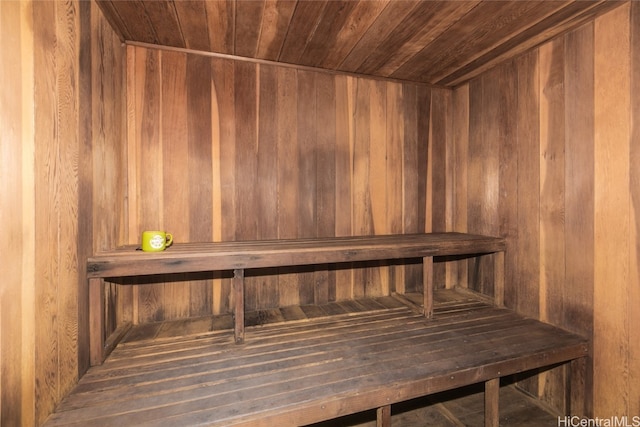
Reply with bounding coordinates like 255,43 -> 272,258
451,4 -> 640,416
451,85 -> 469,291
563,23 -> 594,413
96,0 -> 623,86
34,0 -> 85,420
0,1 -> 126,425
514,49 -> 540,319
161,50 -> 190,320
88,233 -> 506,278
630,3 -> 640,418
538,37 -> 567,409
1,2 -> 33,425
10,3 -> 640,425
44,298 -> 588,427
125,45 -> 436,318
594,4 -> 631,418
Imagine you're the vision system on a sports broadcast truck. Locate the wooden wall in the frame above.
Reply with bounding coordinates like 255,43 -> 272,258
3,1 -> 638,424
451,2 -> 639,417
121,45 -> 448,323
0,1 -> 126,425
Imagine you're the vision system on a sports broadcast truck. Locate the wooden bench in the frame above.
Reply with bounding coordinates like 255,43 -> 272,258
47,291 -> 588,427
68,232 -> 588,427
87,232 -> 506,365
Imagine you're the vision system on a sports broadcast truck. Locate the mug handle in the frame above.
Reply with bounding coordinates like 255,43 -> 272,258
165,233 -> 173,247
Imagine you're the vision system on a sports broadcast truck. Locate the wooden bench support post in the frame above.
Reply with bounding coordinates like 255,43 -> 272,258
376,404 -> 391,427
493,251 -> 505,307
423,256 -> 434,318
89,278 -> 105,366
567,356 -> 588,416
233,269 -> 245,344
484,378 -> 500,427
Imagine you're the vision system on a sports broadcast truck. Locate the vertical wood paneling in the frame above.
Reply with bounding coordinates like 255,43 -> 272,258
416,87 -> 431,236
352,78 -> 372,299
495,61 -> 517,300
539,38 -> 566,328
234,60 -> 259,311
431,88 -> 452,288
538,38 -> 567,407
1,1 -> 126,425
1,2 -> 32,425
563,23 -> 594,413
452,85 -> 469,290
275,66 -> 300,307
386,82 -> 405,293
211,57 -> 235,315
402,85 -> 422,293
91,2 -> 128,330
467,70 -> 499,297
33,1 -> 62,415
186,54 -> 213,316
334,74 -> 354,300
594,4 -> 631,418
135,48 -> 164,323
510,48 -> 542,400
296,69 -> 318,305
19,0 -> 37,422
256,63 -> 280,308
77,0 -> 93,377
315,72 -> 337,302
126,46 -> 433,314
161,50 -> 190,319
368,80 -> 388,296
629,3 -> 640,418
514,49 -> 540,319
452,3 -> 640,416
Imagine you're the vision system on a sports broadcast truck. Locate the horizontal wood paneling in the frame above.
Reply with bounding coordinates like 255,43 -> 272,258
451,2 -> 640,416
125,45 -> 443,319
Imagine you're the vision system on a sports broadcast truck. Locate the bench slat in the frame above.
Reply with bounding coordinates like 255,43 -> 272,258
45,302 -> 587,427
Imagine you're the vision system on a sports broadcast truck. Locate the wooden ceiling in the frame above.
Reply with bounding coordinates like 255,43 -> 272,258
96,0 -> 623,87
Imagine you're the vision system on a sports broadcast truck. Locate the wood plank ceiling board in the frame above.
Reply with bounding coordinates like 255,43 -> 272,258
95,0 -> 625,87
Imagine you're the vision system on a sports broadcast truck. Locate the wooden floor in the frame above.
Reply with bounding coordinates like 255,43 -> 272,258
44,290 -> 586,426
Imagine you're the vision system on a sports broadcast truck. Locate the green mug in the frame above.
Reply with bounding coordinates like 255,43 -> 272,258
141,231 -> 173,252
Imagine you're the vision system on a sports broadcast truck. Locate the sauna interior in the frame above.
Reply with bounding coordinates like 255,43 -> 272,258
2,0 -> 640,425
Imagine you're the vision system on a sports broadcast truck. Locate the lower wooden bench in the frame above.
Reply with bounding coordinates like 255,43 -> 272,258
45,293 -> 588,427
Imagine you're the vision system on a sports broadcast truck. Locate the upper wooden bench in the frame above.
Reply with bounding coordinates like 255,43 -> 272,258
87,232 -> 506,365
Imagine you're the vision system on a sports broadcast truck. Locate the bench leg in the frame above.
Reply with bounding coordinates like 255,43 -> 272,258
493,251 -> 505,307
89,278 -> 105,366
423,256 -> 433,318
485,378 -> 500,427
567,356 -> 588,417
233,269 -> 245,344
376,405 -> 391,427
